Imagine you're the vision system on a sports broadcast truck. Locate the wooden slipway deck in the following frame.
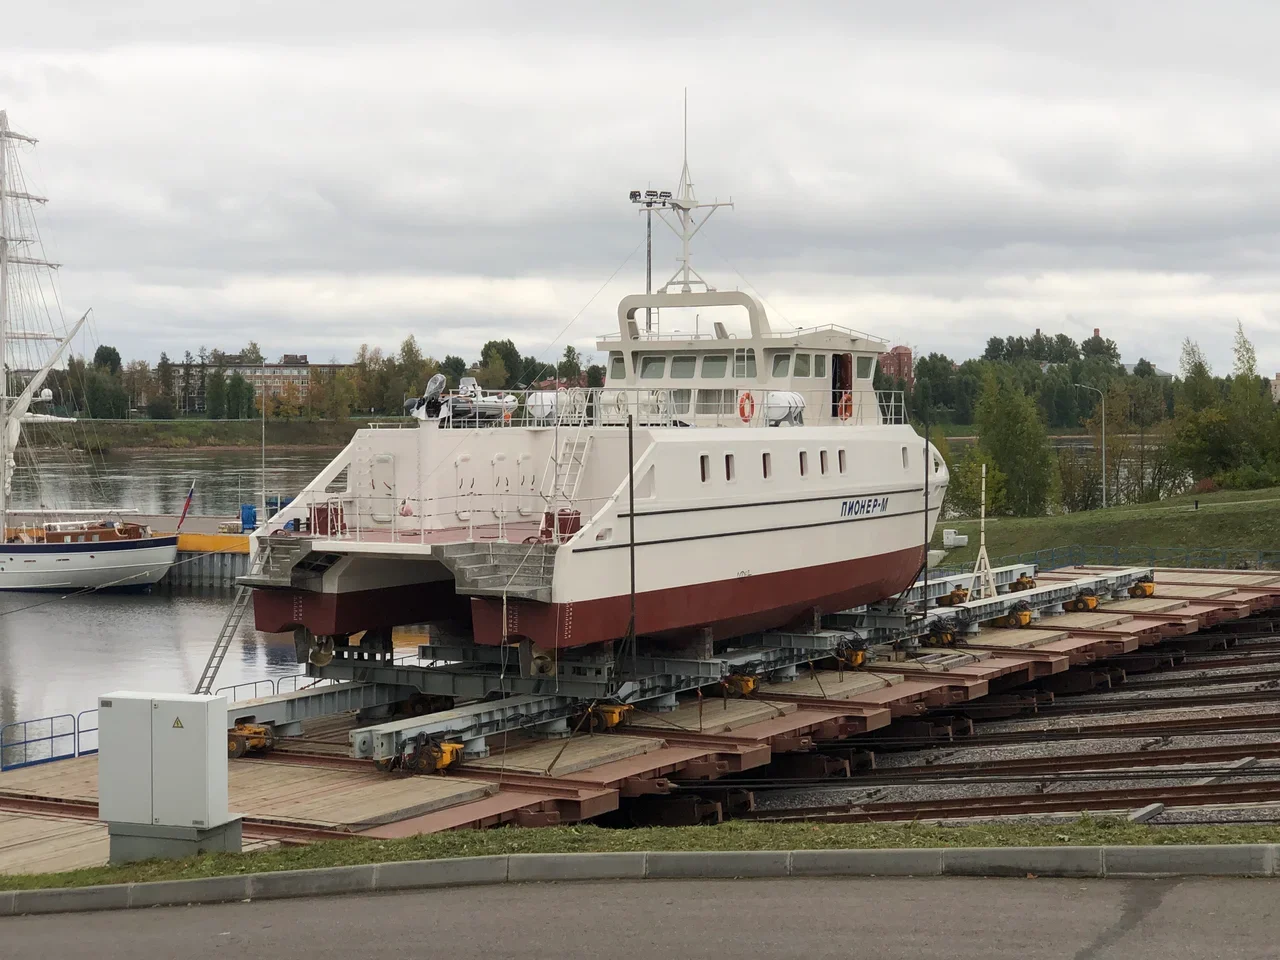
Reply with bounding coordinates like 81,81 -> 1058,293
0,755 -> 496,830
0,564 -> 1270,868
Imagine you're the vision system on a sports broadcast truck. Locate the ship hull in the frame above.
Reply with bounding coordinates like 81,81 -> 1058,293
0,536 -> 179,591
471,542 -> 924,648
251,542 -> 923,647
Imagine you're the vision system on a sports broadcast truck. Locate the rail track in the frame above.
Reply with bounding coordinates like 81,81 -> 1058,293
727,623 -> 1280,826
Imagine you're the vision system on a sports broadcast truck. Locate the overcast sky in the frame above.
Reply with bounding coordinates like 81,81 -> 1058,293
4,0 -> 1280,376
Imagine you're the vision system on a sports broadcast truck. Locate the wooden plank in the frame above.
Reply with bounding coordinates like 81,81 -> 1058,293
629,698 -> 797,735
468,735 -> 661,777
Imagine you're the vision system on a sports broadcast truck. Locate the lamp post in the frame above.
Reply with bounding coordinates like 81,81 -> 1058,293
1075,382 -> 1106,508
628,188 -> 674,333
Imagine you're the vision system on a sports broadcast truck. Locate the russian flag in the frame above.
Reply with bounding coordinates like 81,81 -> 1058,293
177,480 -> 196,531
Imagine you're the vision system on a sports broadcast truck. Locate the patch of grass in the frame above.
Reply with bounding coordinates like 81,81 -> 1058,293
934,485 -> 1280,565
5,818 -> 1280,891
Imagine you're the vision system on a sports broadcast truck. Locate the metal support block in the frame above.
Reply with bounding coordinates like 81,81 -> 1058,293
350,694 -> 578,761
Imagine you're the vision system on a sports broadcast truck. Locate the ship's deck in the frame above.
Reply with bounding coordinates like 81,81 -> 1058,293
267,520 -> 545,549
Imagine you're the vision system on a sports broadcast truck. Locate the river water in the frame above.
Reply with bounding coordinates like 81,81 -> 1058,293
0,450 -> 339,739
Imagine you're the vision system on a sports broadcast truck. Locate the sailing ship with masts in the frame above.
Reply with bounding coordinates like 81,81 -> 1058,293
0,110 -> 177,590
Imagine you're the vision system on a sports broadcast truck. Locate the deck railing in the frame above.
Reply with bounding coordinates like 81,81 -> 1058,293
410,386 -> 905,430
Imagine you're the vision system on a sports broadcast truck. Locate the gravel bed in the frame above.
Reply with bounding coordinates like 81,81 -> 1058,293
973,702 -> 1280,734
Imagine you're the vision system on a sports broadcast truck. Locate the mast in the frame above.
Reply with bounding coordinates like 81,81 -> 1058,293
0,112 -> 69,529
0,111 -> 11,527
657,90 -> 733,294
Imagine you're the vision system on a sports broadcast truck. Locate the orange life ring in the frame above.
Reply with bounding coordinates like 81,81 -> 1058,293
838,391 -> 854,421
738,391 -> 755,423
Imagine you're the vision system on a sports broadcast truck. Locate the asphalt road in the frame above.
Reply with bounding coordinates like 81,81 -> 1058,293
4,877 -> 1279,959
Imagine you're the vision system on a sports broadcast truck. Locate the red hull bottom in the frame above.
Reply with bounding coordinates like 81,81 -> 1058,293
252,580 -> 467,635
252,545 -> 924,649
471,544 -> 925,648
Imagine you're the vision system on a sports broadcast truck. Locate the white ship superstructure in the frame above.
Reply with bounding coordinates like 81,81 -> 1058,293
247,147 -> 948,664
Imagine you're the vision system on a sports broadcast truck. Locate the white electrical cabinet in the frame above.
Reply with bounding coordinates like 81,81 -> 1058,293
98,692 -> 230,829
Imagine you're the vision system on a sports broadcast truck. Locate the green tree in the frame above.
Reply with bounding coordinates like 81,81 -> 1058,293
1081,332 -> 1120,362
83,368 -> 128,418
471,355 -> 508,389
92,345 -> 122,376
557,345 -> 582,382
945,446 -> 1008,518
205,368 -> 227,419
146,393 -> 176,419
1176,338 -> 1217,412
481,339 -> 523,388
155,352 -> 175,397
240,341 -> 265,364
441,355 -> 468,388
586,363 -> 606,388
398,335 -> 428,392
226,371 -> 251,418
975,370 -> 1054,517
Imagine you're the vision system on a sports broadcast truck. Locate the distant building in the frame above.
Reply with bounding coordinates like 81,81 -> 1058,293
1272,374 -> 1280,404
1121,363 -> 1175,379
171,353 -> 354,413
878,345 -> 914,389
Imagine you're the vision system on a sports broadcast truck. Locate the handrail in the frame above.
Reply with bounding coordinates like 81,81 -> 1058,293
0,713 -> 77,771
76,709 -> 99,757
214,679 -> 277,702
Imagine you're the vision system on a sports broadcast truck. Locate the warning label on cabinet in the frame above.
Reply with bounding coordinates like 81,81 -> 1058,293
172,717 -> 184,729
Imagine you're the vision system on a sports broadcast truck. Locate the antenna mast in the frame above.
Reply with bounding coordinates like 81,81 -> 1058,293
658,88 -> 733,293
969,463 -> 997,600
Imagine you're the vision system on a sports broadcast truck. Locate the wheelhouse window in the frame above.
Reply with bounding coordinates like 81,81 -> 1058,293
609,353 -> 625,380
671,355 -> 697,379
695,389 -> 735,415
857,356 -> 874,379
733,348 -> 757,378
702,355 -> 728,378
772,353 -> 791,377
640,356 -> 666,379
814,354 -> 827,378
794,354 -> 811,377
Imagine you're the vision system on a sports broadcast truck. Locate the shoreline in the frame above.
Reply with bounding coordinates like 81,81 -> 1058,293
105,444 -> 348,454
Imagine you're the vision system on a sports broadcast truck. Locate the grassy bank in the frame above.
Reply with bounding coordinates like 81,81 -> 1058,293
933,486 -> 1280,566
23,418 -> 411,452
6,818 -> 1280,891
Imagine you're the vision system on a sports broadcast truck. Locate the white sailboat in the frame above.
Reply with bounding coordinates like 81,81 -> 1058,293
0,110 -> 177,590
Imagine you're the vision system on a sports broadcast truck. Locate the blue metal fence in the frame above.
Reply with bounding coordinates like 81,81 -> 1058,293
0,713 -> 79,771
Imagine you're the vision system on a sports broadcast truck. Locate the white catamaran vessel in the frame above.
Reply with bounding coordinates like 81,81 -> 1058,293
245,137 -> 949,667
0,111 -> 177,590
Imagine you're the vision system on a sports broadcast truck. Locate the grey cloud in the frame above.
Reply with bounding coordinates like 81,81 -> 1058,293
5,1 -> 1280,374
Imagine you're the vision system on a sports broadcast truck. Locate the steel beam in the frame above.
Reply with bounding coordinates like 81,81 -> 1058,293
227,682 -> 421,736
350,694 -> 578,761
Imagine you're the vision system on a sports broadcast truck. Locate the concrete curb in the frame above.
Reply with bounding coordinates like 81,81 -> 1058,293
3,845 -> 1278,916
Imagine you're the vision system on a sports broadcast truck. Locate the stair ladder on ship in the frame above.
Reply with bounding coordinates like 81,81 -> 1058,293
544,429 -> 592,511
193,554 -> 264,696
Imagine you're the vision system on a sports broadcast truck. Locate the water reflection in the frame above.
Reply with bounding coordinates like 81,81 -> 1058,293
10,450 -> 335,516
0,589 -> 308,727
